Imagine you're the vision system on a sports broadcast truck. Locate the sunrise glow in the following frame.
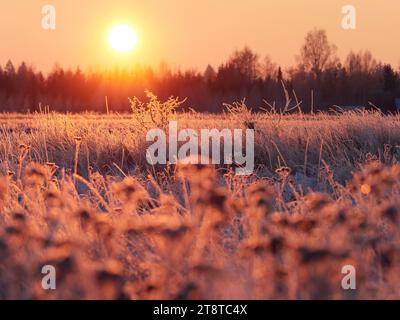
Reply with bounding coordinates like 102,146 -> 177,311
108,24 -> 138,53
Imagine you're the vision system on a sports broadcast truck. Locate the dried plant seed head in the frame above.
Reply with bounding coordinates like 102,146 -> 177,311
304,192 -> 332,212
275,166 -> 291,179
45,190 -> 62,208
111,176 -> 149,203
19,144 -> 30,153
23,162 -> 49,187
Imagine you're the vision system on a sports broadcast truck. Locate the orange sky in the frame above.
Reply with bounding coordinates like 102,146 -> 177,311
1,0 -> 399,73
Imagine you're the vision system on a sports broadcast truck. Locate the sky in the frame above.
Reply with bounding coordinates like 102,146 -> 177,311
0,0 -> 399,73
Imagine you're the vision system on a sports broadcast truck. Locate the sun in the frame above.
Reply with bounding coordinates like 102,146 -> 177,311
108,24 -> 138,53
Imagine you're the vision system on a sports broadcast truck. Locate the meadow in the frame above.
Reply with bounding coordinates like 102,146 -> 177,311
1,104 -> 400,299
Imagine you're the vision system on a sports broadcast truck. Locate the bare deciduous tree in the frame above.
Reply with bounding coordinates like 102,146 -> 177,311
345,50 -> 378,74
262,55 -> 278,80
227,46 -> 261,82
298,29 -> 338,78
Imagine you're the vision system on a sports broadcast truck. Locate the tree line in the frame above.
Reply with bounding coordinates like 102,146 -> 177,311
0,29 -> 399,113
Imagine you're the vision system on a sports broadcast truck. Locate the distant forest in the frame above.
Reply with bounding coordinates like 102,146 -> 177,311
1,29 -> 399,113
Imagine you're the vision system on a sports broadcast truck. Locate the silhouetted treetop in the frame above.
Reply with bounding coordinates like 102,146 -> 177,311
0,29 -> 398,113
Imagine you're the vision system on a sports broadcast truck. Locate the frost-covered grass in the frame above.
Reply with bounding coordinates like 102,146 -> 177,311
1,109 -> 400,299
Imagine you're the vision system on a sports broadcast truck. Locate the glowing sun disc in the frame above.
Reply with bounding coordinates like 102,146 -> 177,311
108,24 -> 138,52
